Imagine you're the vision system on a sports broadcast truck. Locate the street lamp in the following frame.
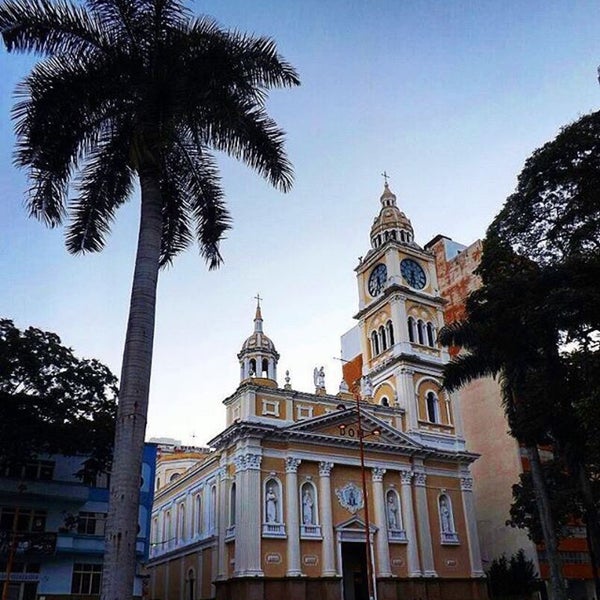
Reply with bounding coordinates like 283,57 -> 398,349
337,379 -> 381,600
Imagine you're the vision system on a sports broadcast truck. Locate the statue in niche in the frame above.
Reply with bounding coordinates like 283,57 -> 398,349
387,494 -> 398,529
313,366 -> 325,389
266,485 -> 278,523
302,487 -> 314,525
440,497 -> 452,532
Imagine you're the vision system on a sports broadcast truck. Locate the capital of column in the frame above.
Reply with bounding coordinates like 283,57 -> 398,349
285,457 -> 301,473
399,469 -> 413,485
319,461 -> 334,477
460,476 -> 474,491
413,471 -> 427,487
372,467 -> 386,482
234,452 -> 262,472
399,366 -> 414,375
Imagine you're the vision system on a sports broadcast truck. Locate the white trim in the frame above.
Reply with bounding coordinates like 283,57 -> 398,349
261,399 -> 280,417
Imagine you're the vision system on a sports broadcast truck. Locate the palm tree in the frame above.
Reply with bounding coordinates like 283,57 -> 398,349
439,237 -> 569,600
0,1 -> 300,598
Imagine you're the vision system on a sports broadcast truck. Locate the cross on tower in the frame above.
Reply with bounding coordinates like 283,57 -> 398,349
381,171 -> 390,185
254,293 -> 262,308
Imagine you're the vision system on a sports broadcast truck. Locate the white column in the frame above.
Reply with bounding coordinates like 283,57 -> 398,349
460,475 -> 485,577
389,294 -> 407,346
371,467 -> 391,577
285,457 -> 302,576
319,461 -> 337,576
413,469 -> 436,577
245,452 -> 263,575
217,466 -> 228,579
399,469 -> 421,577
398,367 -> 418,429
233,455 -> 248,576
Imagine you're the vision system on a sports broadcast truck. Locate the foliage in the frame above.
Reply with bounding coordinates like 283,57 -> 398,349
0,318 -> 117,477
489,110 -> 600,266
487,550 -> 539,599
507,460 -> 581,544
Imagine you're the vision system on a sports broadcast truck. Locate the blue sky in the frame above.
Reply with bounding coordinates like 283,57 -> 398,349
1,0 -> 599,444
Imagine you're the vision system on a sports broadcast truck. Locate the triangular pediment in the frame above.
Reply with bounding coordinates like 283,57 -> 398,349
335,514 -> 377,533
281,407 -> 423,450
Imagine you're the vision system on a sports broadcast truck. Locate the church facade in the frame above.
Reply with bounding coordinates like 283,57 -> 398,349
146,184 -> 487,600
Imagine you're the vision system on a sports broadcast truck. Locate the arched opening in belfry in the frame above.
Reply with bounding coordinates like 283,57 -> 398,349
261,358 -> 269,378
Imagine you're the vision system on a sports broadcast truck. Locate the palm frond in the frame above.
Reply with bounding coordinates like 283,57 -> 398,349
442,353 -> 500,392
66,119 -> 134,254
0,0 -> 111,56
438,321 -> 479,351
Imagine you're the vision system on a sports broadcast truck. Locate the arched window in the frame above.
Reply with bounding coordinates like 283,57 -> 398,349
386,320 -> 394,346
156,477 -> 160,490
178,503 -> 185,542
169,472 -> 181,483
164,510 -> 171,547
209,485 -> 217,532
417,320 -> 425,345
261,358 -> 269,377
426,322 -> 435,347
371,331 -> 380,356
187,568 -> 195,600
386,489 -> 403,531
380,396 -> 389,407
407,317 -> 416,343
426,391 -> 439,423
229,483 -> 236,527
249,358 -> 256,376
439,494 -> 458,543
194,493 -> 202,536
379,325 -> 387,351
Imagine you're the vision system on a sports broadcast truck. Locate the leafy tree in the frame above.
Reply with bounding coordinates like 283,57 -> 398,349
489,110 -> 600,267
0,318 -> 117,477
487,550 -> 539,599
439,236 -> 569,600
0,1 -> 300,598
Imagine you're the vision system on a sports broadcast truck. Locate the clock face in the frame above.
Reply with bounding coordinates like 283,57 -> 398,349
368,263 -> 387,296
400,258 -> 426,289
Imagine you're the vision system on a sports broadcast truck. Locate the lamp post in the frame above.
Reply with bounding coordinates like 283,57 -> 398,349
337,379 -> 380,600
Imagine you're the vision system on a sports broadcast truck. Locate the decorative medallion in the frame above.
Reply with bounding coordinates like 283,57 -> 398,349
335,482 -> 364,514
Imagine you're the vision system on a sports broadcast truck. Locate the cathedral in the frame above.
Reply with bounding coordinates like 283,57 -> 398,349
146,184 -> 487,600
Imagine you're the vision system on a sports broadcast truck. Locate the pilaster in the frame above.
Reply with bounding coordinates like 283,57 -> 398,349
371,467 -> 391,577
399,469 -> 421,577
217,466 -> 228,580
398,367 -> 418,429
285,457 -> 302,576
460,475 -> 485,577
413,467 -> 437,577
319,461 -> 337,576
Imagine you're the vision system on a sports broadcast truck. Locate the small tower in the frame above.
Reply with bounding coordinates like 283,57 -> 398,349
370,182 -> 415,249
238,297 -> 280,387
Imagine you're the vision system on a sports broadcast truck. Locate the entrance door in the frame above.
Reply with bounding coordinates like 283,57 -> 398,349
341,542 -> 368,600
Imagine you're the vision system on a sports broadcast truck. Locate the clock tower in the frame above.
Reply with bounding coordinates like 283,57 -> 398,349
345,182 -> 464,449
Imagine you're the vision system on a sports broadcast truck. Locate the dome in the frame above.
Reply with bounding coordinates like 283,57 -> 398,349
369,182 -> 414,249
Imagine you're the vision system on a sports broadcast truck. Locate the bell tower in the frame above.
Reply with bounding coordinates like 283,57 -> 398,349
237,296 -> 280,387
346,181 -> 462,447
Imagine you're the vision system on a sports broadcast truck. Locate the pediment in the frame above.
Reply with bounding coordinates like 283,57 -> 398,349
335,514 -> 377,533
281,407 -> 423,450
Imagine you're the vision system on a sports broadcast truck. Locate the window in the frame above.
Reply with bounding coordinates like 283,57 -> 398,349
187,568 -> 196,600
426,391 -> 439,423
262,399 -> 280,417
417,319 -> 425,345
386,320 -> 394,346
194,493 -> 202,535
407,317 -> 416,343
249,358 -> 256,376
164,511 -> 171,546
261,358 -> 269,377
426,322 -> 435,347
229,483 -> 236,527
177,503 -> 185,542
371,331 -> 380,355
379,326 -> 387,351
296,405 -> 313,420
77,512 -> 106,536
209,486 -> 217,532
380,396 -> 389,407
71,563 -> 102,595
1,460 -> 54,481
169,472 -> 181,483
0,508 -> 46,533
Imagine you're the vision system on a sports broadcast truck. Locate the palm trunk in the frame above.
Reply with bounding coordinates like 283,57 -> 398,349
526,444 -> 568,600
101,172 -> 163,600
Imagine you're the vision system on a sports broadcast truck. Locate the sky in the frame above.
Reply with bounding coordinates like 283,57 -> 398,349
1,0 -> 599,446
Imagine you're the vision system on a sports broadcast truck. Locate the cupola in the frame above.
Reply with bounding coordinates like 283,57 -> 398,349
238,297 -> 280,387
370,182 -> 414,249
